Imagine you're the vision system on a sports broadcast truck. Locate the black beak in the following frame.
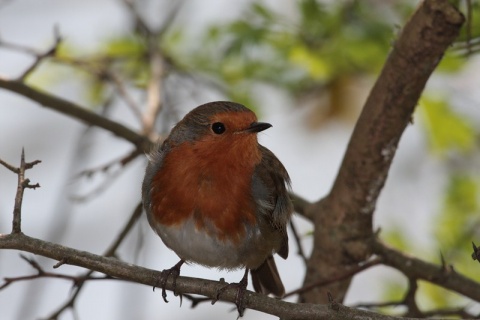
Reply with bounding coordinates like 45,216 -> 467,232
244,122 -> 272,133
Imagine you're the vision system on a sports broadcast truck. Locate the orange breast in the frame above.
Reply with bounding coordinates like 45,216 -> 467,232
150,135 -> 261,243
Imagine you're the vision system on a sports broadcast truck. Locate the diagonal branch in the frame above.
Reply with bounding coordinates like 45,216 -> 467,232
43,203 -> 143,319
371,238 -> 480,302
17,26 -> 62,81
0,77 -> 152,151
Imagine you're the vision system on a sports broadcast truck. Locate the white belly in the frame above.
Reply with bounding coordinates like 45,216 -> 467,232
151,218 -> 270,270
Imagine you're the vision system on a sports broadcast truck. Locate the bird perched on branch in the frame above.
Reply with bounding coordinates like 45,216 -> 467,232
142,101 -> 293,316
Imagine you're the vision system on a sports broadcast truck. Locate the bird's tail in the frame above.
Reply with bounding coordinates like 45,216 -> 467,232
250,255 -> 285,297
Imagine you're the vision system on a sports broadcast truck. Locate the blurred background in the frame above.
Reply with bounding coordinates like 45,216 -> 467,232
1,0 -> 479,319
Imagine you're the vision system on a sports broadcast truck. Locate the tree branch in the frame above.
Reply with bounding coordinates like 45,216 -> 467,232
290,191 -> 313,220
302,0 -> 464,303
0,149 -> 41,233
371,238 -> 480,302
0,254 -> 109,290
17,26 -> 62,81
0,232 -> 441,320
0,77 -> 151,151
42,202 -> 143,318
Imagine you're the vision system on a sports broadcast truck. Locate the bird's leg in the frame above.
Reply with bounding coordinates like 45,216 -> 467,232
156,259 -> 185,303
213,268 -> 249,317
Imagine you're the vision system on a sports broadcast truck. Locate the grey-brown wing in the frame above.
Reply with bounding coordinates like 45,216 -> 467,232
251,145 -> 293,259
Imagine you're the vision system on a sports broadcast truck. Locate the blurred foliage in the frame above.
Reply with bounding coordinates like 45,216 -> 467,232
186,0 -> 405,108
436,175 -> 480,276
416,281 -> 464,311
420,97 -> 475,155
457,0 -> 480,42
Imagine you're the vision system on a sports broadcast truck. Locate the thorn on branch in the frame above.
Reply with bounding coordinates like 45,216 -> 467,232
440,251 -> 446,268
181,294 -> 212,309
327,292 -> 340,311
53,258 -> 68,269
439,251 -> 454,275
472,242 -> 480,263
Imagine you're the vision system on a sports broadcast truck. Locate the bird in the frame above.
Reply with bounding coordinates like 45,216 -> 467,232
142,101 -> 293,316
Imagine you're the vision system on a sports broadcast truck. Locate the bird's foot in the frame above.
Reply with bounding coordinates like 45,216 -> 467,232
212,269 -> 249,317
155,260 -> 185,303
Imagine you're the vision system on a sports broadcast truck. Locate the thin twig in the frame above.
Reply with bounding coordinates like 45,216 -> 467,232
1,149 -> 42,234
104,202 -> 143,257
284,257 -> 382,298
289,219 -> 308,264
109,72 -> 144,123
43,203 -> 143,319
0,39 -> 39,55
0,255 -> 110,290
157,1 -> 185,37
52,55 -> 149,131
122,0 -> 152,37
143,49 -> 164,136
0,77 -> 152,150
0,158 -> 19,173
70,166 -> 130,202
75,148 -> 141,178
17,26 -> 62,81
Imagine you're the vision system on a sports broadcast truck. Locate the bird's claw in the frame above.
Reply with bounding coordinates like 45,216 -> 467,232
154,260 -> 184,303
212,273 -> 248,317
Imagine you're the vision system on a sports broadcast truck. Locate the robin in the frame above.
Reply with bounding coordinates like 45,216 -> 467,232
142,101 -> 293,316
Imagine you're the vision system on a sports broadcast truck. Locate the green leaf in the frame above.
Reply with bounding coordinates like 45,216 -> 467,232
288,45 -> 330,80
102,37 -> 145,58
435,174 -> 480,279
420,97 -> 475,155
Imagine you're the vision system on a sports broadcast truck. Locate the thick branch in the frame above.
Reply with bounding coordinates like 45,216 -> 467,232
0,78 -> 151,151
303,0 -> 464,303
328,0 -> 464,220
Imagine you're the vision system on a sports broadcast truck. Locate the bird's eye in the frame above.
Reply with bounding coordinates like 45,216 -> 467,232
211,122 -> 226,134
